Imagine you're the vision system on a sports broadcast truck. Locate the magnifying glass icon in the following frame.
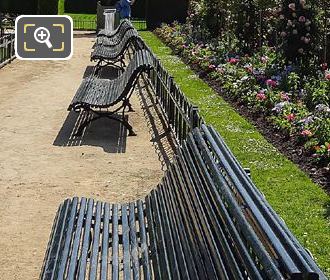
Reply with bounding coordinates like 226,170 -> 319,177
34,27 -> 53,49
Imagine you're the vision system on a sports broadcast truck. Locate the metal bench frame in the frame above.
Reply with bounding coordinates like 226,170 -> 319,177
69,50 -> 153,136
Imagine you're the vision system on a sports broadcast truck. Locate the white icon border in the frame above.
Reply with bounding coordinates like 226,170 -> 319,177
15,15 -> 73,61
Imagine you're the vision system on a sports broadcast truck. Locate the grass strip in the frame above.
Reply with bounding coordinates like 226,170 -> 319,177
139,31 -> 330,276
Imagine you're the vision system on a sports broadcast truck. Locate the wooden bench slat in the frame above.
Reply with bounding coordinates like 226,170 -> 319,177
67,198 -> 87,279
185,134 -> 267,279
190,131 -> 284,279
156,183 -> 183,279
96,29 -> 139,48
136,200 -> 151,280
89,201 -> 102,279
129,202 -> 140,280
57,198 -> 79,279
77,198 -> 94,279
100,202 -> 111,280
122,203 -> 131,279
178,146 -> 247,279
111,204 -> 119,280
203,125 -> 324,278
162,176 -> 200,280
170,163 -> 226,279
149,190 -> 172,279
41,199 -> 70,280
172,157 -> 233,279
144,195 -> 161,279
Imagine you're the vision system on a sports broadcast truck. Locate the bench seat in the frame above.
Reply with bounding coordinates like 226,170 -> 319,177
40,126 -> 326,280
41,197 -> 150,279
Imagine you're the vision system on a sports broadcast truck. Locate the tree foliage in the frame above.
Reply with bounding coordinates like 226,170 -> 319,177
278,0 -> 319,67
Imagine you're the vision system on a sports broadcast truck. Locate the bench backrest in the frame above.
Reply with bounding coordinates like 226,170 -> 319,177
200,124 -> 326,279
146,125 -> 326,280
91,30 -> 144,60
69,49 -> 154,110
96,28 -> 139,47
97,19 -> 133,37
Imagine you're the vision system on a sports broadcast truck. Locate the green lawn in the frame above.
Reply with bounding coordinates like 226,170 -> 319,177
63,13 -> 96,30
140,31 -> 330,276
65,13 -> 97,21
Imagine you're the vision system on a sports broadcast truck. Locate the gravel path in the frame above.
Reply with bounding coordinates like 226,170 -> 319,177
0,32 -> 170,280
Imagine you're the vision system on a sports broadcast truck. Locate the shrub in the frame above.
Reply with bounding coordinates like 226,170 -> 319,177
233,0 -> 259,54
278,0 -> 319,73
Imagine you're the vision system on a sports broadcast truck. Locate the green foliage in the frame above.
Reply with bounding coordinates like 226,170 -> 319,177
0,0 -> 38,14
58,0 -> 65,14
38,0 -> 58,14
233,0 -> 259,54
64,0 -> 97,14
277,0 -> 319,71
304,78 -> 330,109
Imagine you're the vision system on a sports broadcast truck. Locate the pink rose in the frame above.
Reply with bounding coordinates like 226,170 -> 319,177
299,16 -> 306,22
245,66 -> 253,73
228,58 -> 239,64
280,92 -> 290,101
286,113 -> 295,121
321,63 -> 328,71
301,130 -> 312,137
256,91 -> 267,101
261,56 -> 269,63
266,79 -> 277,87
325,72 -> 330,80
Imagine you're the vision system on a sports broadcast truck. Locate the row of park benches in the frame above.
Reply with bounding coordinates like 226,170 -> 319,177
40,20 -> 327,279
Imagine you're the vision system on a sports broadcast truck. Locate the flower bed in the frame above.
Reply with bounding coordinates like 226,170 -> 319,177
155,22 -> 330,170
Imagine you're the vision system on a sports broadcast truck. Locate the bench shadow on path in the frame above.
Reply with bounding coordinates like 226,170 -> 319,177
53,111 -> 128,153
